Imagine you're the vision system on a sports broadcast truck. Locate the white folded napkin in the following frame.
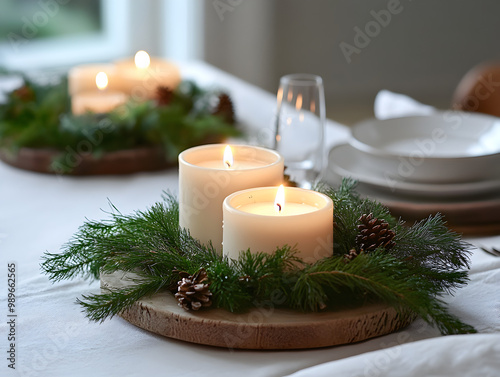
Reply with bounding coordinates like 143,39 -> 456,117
285,333 -> 500,377
374,90 -> 436,120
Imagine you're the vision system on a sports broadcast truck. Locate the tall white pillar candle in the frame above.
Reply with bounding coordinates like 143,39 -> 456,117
179,144 -> 284,252
223,186 -> 333,263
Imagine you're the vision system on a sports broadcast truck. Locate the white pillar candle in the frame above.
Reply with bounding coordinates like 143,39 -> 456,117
114,50 -> 181,100
71,72 -> 128,115
179,144 -> 284,252
68,63 -> 119,95
223,186 -> 333,263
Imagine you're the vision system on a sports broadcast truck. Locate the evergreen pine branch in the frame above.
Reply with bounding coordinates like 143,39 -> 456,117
41,220 -> 115,282
229,247 -> 302,306
41,183 -> 476,334
391,214 -> 472,271
318,179 -> 397,256
290,253 -> 475,335
203,254 -> 254,313
78,275 -> 169,323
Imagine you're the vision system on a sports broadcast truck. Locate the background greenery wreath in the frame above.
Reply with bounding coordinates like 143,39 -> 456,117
0,74 -> 239,173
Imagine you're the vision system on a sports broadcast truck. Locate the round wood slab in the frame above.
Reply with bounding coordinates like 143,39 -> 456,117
0,146 -> 173,175
101,271 -> 414,350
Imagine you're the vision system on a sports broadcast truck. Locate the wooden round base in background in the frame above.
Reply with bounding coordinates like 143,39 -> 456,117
101,271 -> 414,350
0,146 -> 173,175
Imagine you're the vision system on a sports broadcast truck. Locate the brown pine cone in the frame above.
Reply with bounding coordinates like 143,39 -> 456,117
212,93 -> 235,124
174,269 -> 212,311
344,248 -> 359,263
156,85 -> 174,106
283,166 -> 298,187
13,85 -> 35,102
356,213 -> 396,252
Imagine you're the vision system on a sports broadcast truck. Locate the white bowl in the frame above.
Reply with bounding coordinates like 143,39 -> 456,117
349,112 -> 500,183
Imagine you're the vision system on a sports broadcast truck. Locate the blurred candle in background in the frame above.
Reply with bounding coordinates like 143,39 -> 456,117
114,50 -> 181,100
68,63 -> 119,95
71,72 -> 127,115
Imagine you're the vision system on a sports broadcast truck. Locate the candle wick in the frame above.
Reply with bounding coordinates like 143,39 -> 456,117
276,203 -> 282,212
225,161 -> 231,168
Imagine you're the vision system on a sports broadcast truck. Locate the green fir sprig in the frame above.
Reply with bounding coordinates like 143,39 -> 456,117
41,180 -> 476,335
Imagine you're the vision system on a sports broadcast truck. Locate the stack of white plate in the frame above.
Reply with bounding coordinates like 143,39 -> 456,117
326,111 -> 500,199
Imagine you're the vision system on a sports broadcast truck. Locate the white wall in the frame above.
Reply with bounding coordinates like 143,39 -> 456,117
203,0 -> 500,109
203,0 -> 276,91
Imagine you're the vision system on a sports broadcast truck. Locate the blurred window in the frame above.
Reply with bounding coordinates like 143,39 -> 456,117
0,0 -> 129,70
0,0 -> 102,42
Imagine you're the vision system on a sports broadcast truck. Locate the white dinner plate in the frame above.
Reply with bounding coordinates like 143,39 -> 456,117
325,143 -> 500,198
349,112 -> 500,183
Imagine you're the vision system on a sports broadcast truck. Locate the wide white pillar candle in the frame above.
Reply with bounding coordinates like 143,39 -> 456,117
223,186 -> 333,263
68,64 -> 119,95
179,144 -> 284,252
71,72 -> 128,115
71,91 -> 128,115
114,51 -> 181,100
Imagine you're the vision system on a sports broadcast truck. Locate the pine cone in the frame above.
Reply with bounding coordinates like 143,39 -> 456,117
344,248 -> 359,263
212,93 -> 235,124
174,269 -> 212,311
13,85 -> 35,102
356,213 -> 396,252
156,86 -> 174,106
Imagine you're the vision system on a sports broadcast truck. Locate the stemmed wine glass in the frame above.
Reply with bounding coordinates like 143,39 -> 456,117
274,74 -> 326,189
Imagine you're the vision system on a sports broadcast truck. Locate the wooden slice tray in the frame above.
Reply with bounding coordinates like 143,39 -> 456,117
101,271 -> 414,350
0,146 -> 173,175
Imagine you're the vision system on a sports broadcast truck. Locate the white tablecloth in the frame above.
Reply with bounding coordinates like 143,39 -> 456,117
0,62 -> 499,377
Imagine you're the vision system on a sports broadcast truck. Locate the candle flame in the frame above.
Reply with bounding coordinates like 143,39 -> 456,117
135,50 -> 151,69
224,145 -> 233,168
295,94 -> 303,110
96,72 -> 108,91
277,87 -> 283,103
274,184 -> 285,213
